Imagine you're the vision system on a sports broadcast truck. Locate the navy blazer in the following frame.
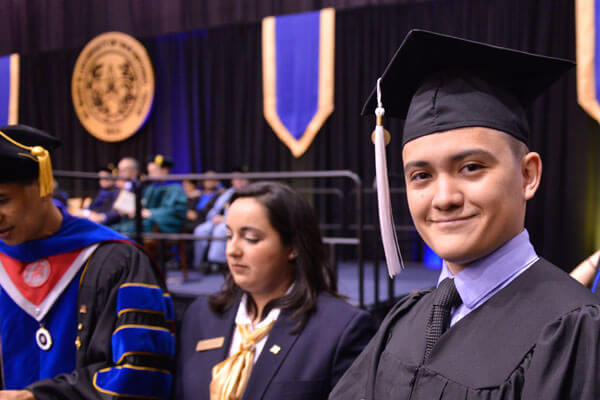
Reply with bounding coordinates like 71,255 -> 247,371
175,292 -> 376,400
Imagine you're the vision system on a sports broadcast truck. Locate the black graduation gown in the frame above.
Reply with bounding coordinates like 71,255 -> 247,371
25,242 -> 175,399
330,258 -> 600,399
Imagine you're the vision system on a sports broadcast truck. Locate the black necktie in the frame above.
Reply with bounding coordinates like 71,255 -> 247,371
423,278 -> 462,363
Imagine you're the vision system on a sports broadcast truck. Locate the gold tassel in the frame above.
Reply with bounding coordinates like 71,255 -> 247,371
0,130 -> 54,197
154,154 -> 164,167
30,146 -> 53,197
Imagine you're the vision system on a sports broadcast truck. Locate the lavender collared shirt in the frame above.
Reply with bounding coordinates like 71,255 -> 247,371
437,229 -> 539,327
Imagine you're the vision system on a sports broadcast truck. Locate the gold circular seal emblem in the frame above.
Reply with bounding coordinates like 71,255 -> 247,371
72,32 -> 155,142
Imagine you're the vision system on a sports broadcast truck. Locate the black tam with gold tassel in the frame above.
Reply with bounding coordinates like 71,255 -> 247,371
0,124 -> 61,197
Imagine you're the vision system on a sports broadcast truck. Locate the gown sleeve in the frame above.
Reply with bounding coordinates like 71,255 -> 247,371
26,242 -> 175,400
329,291 -> 427,400
522,304 -> 600,400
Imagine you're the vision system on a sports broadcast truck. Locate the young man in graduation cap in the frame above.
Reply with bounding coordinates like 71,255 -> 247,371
0,125 -> 175,400
330,30 -> 600,399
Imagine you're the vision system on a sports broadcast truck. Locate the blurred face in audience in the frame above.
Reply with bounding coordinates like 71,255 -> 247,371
147,162 -> 169,178
98,170 -> 114,190
225,197 -> 295,302
116,158 -> 139,189
203,179 -> 219,191
182,180 -> 198,197
231,177 -> 249,190
202,171 -> 219,192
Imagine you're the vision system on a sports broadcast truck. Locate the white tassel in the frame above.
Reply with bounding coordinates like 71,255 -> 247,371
373,78 -> 404,277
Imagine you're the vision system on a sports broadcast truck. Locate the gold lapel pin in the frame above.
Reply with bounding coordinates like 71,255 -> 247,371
269,345 -> 281,355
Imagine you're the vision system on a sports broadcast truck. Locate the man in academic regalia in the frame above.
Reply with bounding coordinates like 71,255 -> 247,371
111,155 -> 187,234
78,157 -> 141,227
0,125 -> 175,399
330,30 -> 600,399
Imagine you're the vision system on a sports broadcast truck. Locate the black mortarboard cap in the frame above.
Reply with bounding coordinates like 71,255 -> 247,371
148,154 -> 174,168
0,125 -> 61,192
361,29 -> 574,146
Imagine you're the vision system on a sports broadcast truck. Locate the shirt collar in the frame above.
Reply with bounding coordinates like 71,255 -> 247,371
234,283 -> 295,329
235,293 -> 281,329
437,229 -> 539,309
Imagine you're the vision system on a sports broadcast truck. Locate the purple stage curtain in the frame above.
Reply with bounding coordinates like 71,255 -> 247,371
14,0 -> 598,269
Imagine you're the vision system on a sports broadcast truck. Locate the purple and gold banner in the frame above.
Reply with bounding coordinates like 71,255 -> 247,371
576,0 -> 600,123
576,0 -> 600,251
0,54 -> 19,125
262,9 -> 335,158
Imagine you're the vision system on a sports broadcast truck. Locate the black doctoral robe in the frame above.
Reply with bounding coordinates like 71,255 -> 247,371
330,258 -> 600,399
25,242 -> 175,399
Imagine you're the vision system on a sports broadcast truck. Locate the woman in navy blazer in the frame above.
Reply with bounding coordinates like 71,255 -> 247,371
175,181 -> 376,400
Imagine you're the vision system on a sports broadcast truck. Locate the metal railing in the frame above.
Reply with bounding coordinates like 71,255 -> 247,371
54,169 -> 374,306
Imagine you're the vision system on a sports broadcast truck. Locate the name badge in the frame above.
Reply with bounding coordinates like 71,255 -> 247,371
196,337 -> 225,352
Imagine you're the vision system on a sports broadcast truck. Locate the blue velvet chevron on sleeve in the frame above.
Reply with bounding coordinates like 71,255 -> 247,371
93,282 -> 175,398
